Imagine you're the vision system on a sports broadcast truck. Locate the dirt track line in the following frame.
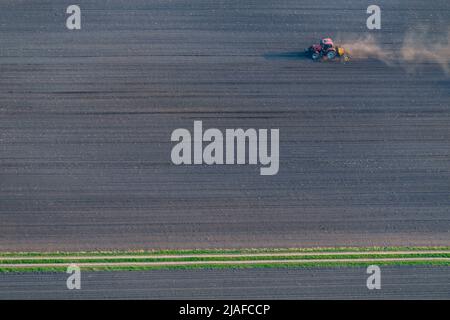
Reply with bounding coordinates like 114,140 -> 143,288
1,250 -> 449,261
2,257 -> 450,268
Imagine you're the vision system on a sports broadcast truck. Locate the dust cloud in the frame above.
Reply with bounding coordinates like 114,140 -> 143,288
337,28 -> 450,73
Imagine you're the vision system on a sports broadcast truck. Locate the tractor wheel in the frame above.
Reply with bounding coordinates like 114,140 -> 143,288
311,52 -> 320,61
326,50 -> 337,60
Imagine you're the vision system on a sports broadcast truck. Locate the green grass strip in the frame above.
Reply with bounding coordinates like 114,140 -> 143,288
1,253 -> 449,265
0,246 -> 449,258
1,260 -> 449,273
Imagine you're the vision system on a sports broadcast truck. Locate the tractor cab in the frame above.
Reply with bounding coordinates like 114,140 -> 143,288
320,38 -> 334,51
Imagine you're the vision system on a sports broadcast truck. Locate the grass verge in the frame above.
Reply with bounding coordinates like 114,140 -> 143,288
1,247 -> 449,273
0,260 -> 449,273
1,253 -> 449,265
0,246 -> 449,257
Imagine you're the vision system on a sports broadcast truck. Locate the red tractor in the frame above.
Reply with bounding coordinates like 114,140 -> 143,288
305,38 -> 349,61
